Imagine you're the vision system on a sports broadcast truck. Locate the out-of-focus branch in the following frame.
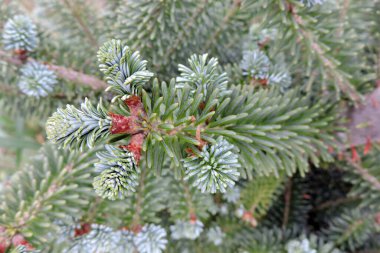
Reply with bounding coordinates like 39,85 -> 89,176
287,1 -> 361,102
61,0 -> 99,48
337,0 -> 350,37
345,153 -> 380,191
0,50 -> 107,90
345,86 -> 380,147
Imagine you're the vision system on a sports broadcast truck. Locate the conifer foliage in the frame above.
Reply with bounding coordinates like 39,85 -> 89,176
0,0 -> 380,252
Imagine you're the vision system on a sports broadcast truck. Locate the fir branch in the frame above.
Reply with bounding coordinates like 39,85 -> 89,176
0,145 -> 95,246
0,50 -> 107,90
345,154 -> 380,191
167,173 -> 214,221
204,0 -> 242,50
170,219 -> 204,240
287,1 -> 361,101
324,209 -> 377,251
165,0 -> 209,62
1,2 -> 380,252
97,39 -> 154,97
93,145 -> 140,200
60,0 -> 99,48
121,167 -> 168,225
240,174 -> 283,222
314,196 -> 360,211
46,98 -> 111,150
336,0 -> 350,37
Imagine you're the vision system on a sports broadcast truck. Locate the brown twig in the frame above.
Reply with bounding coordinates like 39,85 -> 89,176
0,50 -> 107,90
182,178 -> 196,218
282,178 -> 292,229
47,64 -> 107,90
314,196 -> 360,211
0,84 -> 19,95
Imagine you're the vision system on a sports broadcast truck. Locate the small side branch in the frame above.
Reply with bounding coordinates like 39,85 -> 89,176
282,178 -> 292,229
345,154 -> 380,191
287,1 -> 361,102
0,50 -> 107,90
61,0 -> 99,48
204,0 -> 242,50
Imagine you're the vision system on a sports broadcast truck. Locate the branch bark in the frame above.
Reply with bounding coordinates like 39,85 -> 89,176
282,178 -> 292,229
0,50 -> 107,90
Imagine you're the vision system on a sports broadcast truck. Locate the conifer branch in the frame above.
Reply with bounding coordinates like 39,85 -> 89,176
2,3 -> 380,251
204,0 -> 242,50
0,145 -> 95,245
0,50 -> 107,90
165,0 -> 209,61
287,1 -> 361,102
60,0 -> 99,48
314,196 -> 360,211
345,154 -> 380,191
337,0 -> 350,37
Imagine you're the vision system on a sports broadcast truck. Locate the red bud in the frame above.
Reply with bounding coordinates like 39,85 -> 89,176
351,145 -> 360,163
303,194 -> 311,199
74,223 -> 91,237
11,234 -> 33,250
125,96 -> 145,117
110,113 -> 140,135
242,211 -> 257,227
131,224 -> 142,234
364,137 -> 372,155
375,213 -> 380,224
120,133 -> 145,163
189,213 -> 197,224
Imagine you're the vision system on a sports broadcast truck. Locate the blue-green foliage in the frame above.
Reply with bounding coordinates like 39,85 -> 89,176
183,137 -> 241,193
93,145 -> 140,200
18,61 -> 57,98
2,15 -> 38,51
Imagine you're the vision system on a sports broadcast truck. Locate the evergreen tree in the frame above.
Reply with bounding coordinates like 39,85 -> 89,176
0,0 -> 380,252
